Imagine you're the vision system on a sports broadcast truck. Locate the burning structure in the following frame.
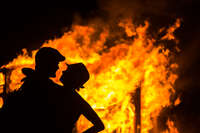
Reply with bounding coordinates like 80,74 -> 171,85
0,16 -> 181,133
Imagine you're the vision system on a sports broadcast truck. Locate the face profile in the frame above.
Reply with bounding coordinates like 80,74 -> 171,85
60,63 -> 90,90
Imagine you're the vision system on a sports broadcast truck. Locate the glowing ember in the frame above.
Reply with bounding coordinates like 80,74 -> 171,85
0,97 -> 3,108
174,97 -> 181,106
0,18 -> 181,133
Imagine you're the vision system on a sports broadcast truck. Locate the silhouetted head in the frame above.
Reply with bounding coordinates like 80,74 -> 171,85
35,47 -> 65,77
60,63 -> 90,90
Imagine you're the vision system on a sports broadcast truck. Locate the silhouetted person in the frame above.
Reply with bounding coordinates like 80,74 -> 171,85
2,47 -> 66,133
60,63 -> 105,133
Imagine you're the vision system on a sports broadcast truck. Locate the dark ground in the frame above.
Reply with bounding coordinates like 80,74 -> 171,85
0,0 -> 200,132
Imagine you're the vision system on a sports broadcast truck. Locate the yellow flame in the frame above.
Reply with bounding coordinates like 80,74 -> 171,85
0,73 -> 5,94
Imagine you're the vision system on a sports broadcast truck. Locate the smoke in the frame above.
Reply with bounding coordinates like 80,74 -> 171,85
98,0 -> 169,17
97,0 -> 193,21
176,39 -> 200,89
73,0 -> 189,28
172,34 -> 200,133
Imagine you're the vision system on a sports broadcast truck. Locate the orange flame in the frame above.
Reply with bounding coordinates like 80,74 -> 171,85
0,97 -> 3,108
174,97 -> 181,106
162,119 -> 179,133
0,18 -> 181,133
161,19 -> 181,41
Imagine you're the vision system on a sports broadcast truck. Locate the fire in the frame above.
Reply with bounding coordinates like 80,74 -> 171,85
174,97 -> 181,106
0,97 -> 3,108
162,119 -> 179,133
0,73 -> 5,94
0,18 -> 180,133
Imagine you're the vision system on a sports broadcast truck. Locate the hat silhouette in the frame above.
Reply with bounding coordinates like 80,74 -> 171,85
60,63 -> 90,88
35,47 -> 65,66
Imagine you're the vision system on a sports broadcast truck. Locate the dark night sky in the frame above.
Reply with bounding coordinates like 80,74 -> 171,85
0,1 -> 200,132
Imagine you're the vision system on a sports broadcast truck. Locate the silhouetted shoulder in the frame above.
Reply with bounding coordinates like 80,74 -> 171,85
72,90 -> 88,106
72,90 -> 93,118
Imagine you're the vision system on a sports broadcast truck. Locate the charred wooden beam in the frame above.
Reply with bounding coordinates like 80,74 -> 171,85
134,87 -> 141,133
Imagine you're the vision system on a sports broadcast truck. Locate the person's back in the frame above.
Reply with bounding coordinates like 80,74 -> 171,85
4,68 -> 62,132
21,69 -> 56,130
1,47 -> 66,133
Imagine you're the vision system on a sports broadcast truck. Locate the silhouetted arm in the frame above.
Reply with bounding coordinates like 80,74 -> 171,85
78,94 -> 104,133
